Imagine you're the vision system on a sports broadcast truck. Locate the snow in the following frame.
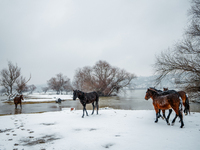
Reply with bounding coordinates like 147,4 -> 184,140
0,109 -> 200,150
23,94 -> 73,102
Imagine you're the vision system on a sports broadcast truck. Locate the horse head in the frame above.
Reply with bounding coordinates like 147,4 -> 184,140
145,89 -> 151,100
163,87 -> 168,91
73,90 -> 78,100
145,88 -> 158,100
73,90 -> 84,100
20,95 -> 24,100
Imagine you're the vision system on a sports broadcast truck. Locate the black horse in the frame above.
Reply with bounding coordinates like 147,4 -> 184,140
73,90 -> 99,118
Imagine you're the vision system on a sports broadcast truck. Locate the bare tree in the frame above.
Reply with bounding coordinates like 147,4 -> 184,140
47,73 -> 71,94
154,0 -> 200,99
73,60 -> 136,96
0,61 -> 21,100
15,75 -> 31,94
42,87 -> 49,93
28,84 -> 36,94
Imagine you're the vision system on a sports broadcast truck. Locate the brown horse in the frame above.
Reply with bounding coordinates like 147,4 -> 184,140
13,95 -> 24,109
73,90 -> 99,118
163,88 -> 190,115
145,88 -> 184,128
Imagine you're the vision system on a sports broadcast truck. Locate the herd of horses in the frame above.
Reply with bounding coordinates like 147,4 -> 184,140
13,87 -> 189,128
145,87 -> 190,128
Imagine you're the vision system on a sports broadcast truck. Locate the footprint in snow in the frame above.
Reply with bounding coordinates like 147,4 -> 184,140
103,143 -> 114,148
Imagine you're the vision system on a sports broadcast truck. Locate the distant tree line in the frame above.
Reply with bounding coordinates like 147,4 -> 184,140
0,60 -> 136,98
154,0 -> 200,99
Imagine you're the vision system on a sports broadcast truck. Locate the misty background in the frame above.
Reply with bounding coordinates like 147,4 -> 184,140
0,0 -> 190,85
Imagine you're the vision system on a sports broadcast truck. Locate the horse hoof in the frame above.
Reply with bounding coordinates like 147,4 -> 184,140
168,123 -> 170,125
171,123 -> 174,126
155,120 -> 158,123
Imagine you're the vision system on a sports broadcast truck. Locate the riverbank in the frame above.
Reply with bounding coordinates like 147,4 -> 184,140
0,109 -> 200,150
1,89 -> 200,116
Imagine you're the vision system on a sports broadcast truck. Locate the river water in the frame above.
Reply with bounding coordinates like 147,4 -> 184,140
0,89 -> 200,115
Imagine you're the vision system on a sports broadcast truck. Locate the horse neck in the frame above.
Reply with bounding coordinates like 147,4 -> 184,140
78,92 -> 84,100
150,92 -> 159,100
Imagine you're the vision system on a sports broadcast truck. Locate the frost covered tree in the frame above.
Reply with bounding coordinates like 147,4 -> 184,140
0,61 -> 21,100
0,61 -> 32,100
154,0 -> 200,99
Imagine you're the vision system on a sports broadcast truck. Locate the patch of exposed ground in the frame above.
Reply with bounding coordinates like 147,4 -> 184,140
20,135 -> 60,146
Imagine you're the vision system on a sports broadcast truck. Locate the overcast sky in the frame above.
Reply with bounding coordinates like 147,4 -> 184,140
0,0 -> 190,85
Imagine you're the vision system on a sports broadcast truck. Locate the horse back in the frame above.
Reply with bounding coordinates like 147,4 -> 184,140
85,91 -> 99,104
13,96 -> 21,104
153,96 -> 171,109
166,93 -> 180,108
178,91 -> 186,102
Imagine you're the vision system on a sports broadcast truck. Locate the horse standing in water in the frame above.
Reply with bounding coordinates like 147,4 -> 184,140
145,88 -> 184,128
163,88 -> 190,115
73,90 -> 99,118
13,95 -> 24,109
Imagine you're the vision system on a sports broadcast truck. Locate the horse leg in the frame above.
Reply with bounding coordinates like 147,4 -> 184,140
15,103 -> 17,109
171,107 -> 183,127
154,108 -> 159,123
96,101 -> 99,115
172,114 -> 178,126
179,110 -> 184,128
162,110 -> 170,125
158,109 -> 162,118
167,109 -> 172,121
84,105 -> 88,116
82,104 -> 86,118
184,96 -> 190,115
160,110 -> 164,119
91,102 -> 95,115
20,102 -> 22,109
172,105 -> 184,128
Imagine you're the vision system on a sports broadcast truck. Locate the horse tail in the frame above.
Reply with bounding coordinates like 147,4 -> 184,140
185,94 -> 190,115
178,96 -> 183,112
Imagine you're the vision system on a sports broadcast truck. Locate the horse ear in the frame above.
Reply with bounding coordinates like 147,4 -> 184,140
149,88 -> 157,93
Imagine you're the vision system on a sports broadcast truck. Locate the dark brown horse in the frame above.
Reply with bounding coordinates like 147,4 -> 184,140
163,88 -> 190,115
13,95 -> 24,109
145,88 -> 184,128
73,90 -> 99,118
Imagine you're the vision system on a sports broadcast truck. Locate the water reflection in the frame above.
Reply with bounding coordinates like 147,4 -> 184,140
14,109 -> 22,114
0,89 -> 200,115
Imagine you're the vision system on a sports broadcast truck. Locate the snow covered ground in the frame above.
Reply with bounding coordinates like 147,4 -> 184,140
23,94 -> 73,102
0,109 -> 200,150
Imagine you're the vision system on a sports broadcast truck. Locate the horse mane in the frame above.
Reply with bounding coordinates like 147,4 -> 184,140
149,87 -> 179,96
76,90 -> 85,99
148,88 -> 159,96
